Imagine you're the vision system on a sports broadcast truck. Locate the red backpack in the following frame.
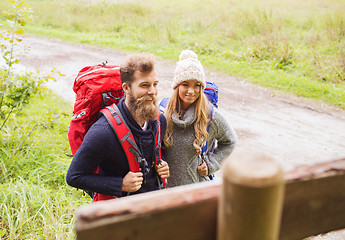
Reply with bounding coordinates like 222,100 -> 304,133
68,63 -> 124,155
68,64 -> 165,201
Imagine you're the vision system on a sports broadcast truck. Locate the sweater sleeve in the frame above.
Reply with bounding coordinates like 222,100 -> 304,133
66,117 -> 124,197
203,108 -> 237,175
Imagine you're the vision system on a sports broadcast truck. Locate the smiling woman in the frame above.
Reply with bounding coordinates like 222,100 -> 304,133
162,50 -> 237,188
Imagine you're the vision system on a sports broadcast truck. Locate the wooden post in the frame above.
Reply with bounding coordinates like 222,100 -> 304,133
218,152 -> 285,240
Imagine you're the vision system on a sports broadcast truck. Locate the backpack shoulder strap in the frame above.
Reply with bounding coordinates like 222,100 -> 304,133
154,112 -> 167,188
100,104 -> 164,174
159,97 -> 169,114
201,104 -> 214,156
154,112 -> 162,165
100,104 -> 141,172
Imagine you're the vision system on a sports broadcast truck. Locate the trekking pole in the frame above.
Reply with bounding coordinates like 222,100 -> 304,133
196,148 -> 204,171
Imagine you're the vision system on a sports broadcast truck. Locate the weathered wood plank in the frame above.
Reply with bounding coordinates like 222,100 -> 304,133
280,169 -> 345,239
76,180 -> 220,240
75,158 -> 345,240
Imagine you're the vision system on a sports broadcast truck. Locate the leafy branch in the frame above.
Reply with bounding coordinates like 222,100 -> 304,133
0,0 -> 39,133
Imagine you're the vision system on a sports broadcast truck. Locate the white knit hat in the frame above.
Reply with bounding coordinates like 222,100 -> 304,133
172,50 -> 205,89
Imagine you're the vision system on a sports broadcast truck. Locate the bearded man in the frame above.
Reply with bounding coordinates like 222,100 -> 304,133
66,53 -> 169,199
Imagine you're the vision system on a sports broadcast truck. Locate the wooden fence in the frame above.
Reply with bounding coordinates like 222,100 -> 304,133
75,152 -> 345,240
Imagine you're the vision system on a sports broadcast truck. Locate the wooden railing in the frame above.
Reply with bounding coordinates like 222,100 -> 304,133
75,152 -> 345,240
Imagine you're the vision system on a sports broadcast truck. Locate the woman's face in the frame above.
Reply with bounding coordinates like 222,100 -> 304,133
178,79 -> 201,110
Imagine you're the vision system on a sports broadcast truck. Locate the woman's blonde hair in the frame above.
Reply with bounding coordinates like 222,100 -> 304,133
164,87 -> 211,150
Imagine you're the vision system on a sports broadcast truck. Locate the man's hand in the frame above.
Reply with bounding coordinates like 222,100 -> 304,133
197,161 -> 209,177
122,171 -> 143,192
155,160 -> 170,178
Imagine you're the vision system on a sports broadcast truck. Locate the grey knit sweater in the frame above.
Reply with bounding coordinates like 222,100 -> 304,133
163,104 -> 237,187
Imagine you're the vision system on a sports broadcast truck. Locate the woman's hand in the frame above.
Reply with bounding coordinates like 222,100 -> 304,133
197,161 -> 209,176
155,160 -> 170,179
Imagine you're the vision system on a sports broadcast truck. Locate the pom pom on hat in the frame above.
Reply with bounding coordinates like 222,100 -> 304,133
172,50 -> 205,89
179,49 -> 198,61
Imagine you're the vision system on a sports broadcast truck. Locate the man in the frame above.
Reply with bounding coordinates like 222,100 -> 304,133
66,53 -> 169,199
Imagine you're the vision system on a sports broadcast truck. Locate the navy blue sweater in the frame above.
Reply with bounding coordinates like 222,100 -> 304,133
66,98 -> 167,197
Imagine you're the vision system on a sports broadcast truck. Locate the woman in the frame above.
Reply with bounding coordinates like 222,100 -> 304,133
162,49 -> 237,187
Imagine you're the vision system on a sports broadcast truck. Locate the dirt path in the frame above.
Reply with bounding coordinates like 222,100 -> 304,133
10,35 -> 345,239
15,35 -> 345,170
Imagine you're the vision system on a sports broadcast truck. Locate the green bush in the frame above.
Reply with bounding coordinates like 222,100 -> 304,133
0,0 -> 47,132
0,90 -> 90,240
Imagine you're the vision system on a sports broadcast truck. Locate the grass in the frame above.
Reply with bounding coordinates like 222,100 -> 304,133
0,0 -> 344,108
0,89 -> 90,240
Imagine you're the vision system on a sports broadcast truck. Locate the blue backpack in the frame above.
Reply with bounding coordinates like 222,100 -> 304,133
159,81 -> 219,180
203,81 -> 218,108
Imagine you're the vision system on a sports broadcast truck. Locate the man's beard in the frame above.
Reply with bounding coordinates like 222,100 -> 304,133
128,92 -> 158,122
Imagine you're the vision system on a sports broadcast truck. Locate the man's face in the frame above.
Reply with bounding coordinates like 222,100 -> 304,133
123,70 -> 159,121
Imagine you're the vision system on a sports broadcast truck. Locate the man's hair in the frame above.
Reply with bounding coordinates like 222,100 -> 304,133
120,53 -> 156,86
